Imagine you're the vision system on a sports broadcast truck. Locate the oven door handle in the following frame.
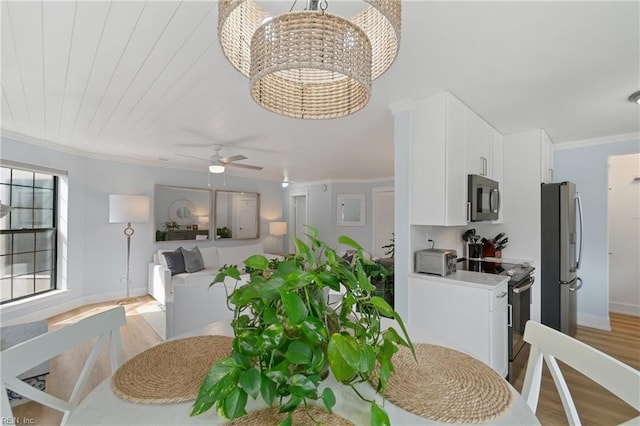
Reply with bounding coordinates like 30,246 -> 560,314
512,277 -> 534,294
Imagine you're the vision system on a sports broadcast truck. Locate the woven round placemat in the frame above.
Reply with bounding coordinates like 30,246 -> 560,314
227,406 -> 353,426
112,335 -> 232,404
373,343 -> 513,423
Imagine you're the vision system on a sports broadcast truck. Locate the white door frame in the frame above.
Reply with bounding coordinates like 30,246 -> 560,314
289,191 -> 309,251
372,186 -> 394,258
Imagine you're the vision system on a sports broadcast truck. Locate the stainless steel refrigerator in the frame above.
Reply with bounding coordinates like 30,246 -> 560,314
541,181 -> 583,336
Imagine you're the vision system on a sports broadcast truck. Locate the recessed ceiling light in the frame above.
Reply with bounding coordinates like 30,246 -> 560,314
628,90 -> 640,104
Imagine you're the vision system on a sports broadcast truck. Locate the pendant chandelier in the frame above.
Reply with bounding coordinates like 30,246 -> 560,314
218,0 -> 401,119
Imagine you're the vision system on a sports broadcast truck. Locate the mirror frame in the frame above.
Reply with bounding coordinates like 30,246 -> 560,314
154,185 -> 212,242
214,190 -> 261,240
337,193 -> 366,227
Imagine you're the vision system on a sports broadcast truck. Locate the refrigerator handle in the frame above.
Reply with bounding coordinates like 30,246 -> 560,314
576,192 -> 584,270
569,277 -> 583,292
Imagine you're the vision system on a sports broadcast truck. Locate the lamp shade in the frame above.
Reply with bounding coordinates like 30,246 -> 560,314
269,221 -> 287,236
109,195 -> 150,223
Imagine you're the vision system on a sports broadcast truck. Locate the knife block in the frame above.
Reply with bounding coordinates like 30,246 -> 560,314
482,242 -> 501,258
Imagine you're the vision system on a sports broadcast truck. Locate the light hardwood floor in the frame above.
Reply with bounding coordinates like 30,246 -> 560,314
8,298 -> 640,425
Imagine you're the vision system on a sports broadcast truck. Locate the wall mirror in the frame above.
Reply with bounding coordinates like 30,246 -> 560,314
337,194 -> 366,226
154,185 -> 211,242
215,190 -> 260,240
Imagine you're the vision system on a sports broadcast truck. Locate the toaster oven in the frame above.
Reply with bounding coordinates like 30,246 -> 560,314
415,249 -> 457,276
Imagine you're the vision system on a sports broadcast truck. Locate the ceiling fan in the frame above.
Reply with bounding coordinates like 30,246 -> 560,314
175,144 -> 263,173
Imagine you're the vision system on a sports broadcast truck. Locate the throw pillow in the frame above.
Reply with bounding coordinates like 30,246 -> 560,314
163,248 -> 186,275
181,246 -> 205,273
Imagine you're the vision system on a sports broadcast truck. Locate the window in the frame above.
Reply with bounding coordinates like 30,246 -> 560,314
0,165 -> 57,304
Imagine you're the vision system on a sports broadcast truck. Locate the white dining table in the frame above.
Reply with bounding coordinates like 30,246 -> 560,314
67,321 -> 540,425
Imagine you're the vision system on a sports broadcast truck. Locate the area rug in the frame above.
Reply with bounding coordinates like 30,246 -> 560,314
138,303 -> 166,340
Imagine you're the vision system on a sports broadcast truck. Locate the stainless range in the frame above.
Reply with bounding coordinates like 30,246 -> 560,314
457,259 -> 535,383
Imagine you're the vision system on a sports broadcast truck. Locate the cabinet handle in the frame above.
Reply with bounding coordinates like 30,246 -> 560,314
496,291 -> 507,299
507,304 -> 512,327
466,201 -> 471,222
549,168 -> 553,181
480,157 -> 488,176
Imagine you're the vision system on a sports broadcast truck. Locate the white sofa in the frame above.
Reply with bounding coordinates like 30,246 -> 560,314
148,243 -> 278,339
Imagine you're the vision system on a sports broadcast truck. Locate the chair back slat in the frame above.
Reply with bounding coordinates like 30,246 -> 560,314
0,306 -> 126,421
521,320 -> 640,424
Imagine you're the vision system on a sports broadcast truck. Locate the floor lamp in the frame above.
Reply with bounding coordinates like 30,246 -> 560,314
109,195 -> 150,304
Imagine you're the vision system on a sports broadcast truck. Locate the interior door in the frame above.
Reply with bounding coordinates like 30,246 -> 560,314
608,153 -> 640,315
290,194 -> 308,250
372,188 -> 394,258
233,195 -> 257,239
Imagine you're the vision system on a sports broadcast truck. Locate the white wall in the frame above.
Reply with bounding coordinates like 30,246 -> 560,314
0,136 -> 283,324
283,179 -> 394,254
554,137 -> 640,327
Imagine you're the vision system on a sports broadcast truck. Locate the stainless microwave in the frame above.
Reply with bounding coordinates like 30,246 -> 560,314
468,174 -> 500,221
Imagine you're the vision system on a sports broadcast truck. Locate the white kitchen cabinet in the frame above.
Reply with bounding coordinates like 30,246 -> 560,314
409,92 -> 467,226
408,274 -> 509,377
541,130 -> 554,183
466,112 -> 493,178
491,129 -> 504,224
407,92 -> 504,226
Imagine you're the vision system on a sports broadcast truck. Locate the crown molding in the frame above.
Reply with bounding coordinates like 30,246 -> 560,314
289,176 -> 394,187
554,132 -> 640,151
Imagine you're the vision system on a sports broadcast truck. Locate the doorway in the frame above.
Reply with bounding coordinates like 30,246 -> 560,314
372,187 -> 395,258
608,153 -> 640,316
289,192 -> 309,252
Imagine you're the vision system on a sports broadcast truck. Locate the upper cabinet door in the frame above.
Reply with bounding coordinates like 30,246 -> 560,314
466,113 -> 493,177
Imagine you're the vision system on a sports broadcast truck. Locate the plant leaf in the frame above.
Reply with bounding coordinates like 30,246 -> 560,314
222,387 -> 248,419
300,316 -> 328,344
359,345 -> 376,373
338,235 -> 363,250
279,413 -> 293,426
260,323 -> 286,350
355,259 -> 376,291
192,358 -> 240,416
369,295 -> 395,318
281,291 -> 308,325
279,395 -> 302,413
289,373 -> 318,397
285,340 -> 313,364
327,334 -> 357,382
238,368 -> 261,399
244,254 -> 270,271
260,373 -> 277,406
321,387 -> 336,413
370,401 -> 391,426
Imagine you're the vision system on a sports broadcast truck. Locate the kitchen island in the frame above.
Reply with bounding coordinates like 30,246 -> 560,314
409,271 -> 509,377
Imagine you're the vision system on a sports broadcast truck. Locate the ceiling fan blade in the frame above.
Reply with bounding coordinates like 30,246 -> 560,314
174,142 -> 214,148
224,162 -> 263,171
174,153 -> 208,162
220,154 -> 247,163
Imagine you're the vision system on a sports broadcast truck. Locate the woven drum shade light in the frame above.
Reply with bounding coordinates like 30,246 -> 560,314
218,0 -> 401,119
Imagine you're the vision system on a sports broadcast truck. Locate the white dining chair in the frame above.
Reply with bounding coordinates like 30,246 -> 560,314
0,306 -> 126,423
521,320 -> 640,425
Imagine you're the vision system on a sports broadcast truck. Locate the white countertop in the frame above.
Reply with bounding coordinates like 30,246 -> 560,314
410,270 -> 508,289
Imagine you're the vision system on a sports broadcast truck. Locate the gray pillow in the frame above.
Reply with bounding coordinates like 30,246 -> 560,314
162,248 -> 185,275
181,246 -> 205,273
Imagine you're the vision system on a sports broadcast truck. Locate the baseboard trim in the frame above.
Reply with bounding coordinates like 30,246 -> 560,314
609,302 -> 640,317
577,313 -> 611,331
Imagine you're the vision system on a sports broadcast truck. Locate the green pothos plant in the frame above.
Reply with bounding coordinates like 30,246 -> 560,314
191,228 -> 415,425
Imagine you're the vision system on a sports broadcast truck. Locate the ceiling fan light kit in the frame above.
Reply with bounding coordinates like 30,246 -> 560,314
218,0 -> 401,119
209,164 -> 226,174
